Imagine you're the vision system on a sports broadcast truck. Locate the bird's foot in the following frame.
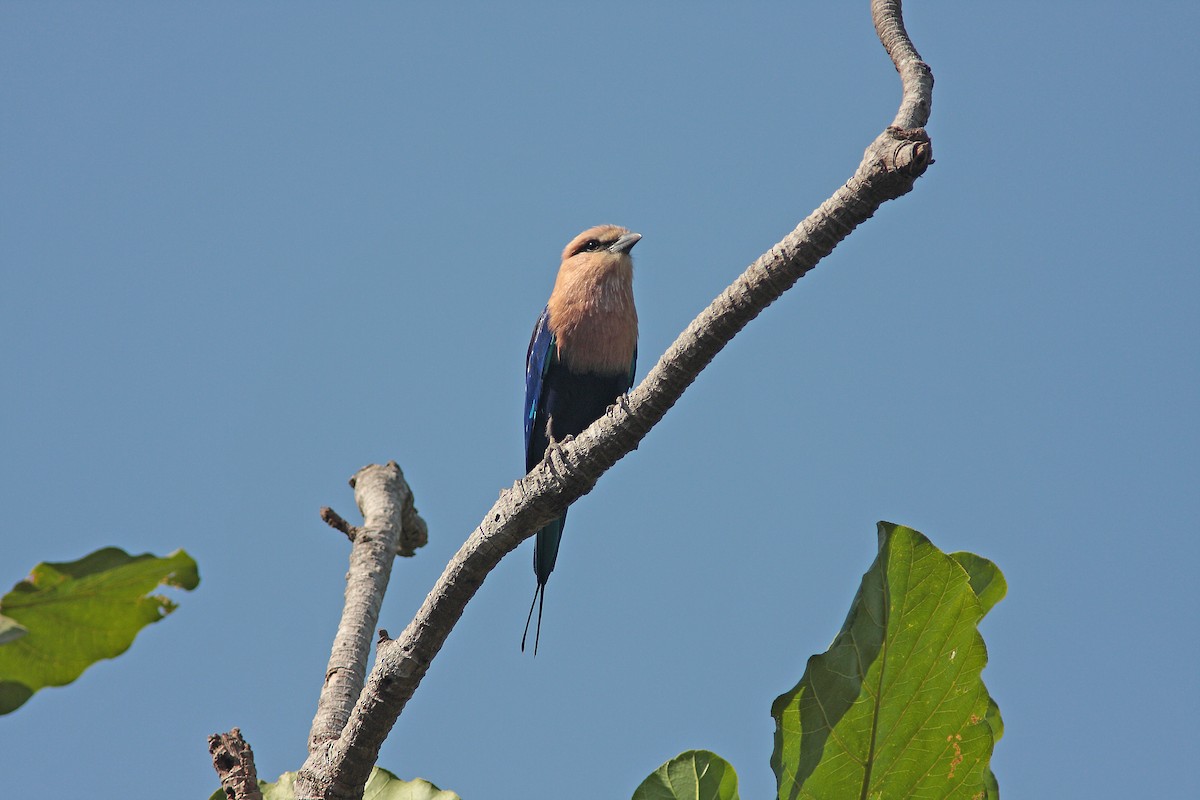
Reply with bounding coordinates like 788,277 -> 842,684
544,434 -> 574,477
543,419 -> 575,480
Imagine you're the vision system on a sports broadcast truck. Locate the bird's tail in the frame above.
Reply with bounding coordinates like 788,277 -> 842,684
533,515 -> 565,586
521,581 -> 546,655
522,516 -> 565,655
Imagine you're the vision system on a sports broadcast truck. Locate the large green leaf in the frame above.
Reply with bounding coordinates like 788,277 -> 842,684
210,768 -> 460,800
0,547 -> 199,714
632,750 -> 739,800
771,522 -> 1004,799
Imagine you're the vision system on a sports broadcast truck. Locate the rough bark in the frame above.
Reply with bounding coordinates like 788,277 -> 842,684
208,728 -> 263,800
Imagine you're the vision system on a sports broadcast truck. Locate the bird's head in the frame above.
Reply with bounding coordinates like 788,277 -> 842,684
548,224 -> 641,370
557,225 -> 641,284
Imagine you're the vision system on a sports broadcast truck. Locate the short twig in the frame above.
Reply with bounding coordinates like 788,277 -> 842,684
320,506 -> 357,541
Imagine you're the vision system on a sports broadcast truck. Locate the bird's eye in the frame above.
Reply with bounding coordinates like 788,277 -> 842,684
581,239 -> 603,252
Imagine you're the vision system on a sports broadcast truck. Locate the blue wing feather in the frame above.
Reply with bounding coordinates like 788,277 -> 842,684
524,306 -> 555,460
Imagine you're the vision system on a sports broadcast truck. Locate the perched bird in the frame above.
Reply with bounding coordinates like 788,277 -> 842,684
522,224 -> 641,653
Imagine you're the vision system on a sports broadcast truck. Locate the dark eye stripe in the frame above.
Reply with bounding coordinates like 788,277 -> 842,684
578,238 -> 608,254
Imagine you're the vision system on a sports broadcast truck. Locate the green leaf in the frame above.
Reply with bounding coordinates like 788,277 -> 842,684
211,768 -> 461,800
0,547 -> 200,715
950,551 -> 1007,617
981,696 -> 1004,799
632,750 -> 739,800
771,522 -> 1003,799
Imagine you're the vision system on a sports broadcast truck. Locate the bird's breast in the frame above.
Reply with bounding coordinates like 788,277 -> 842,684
548,277 -> 637,375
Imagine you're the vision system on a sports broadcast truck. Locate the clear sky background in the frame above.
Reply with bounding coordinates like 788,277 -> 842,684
3,3 -> 1197,798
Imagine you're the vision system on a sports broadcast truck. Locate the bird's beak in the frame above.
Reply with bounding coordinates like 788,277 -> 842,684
608,232 -> 642,254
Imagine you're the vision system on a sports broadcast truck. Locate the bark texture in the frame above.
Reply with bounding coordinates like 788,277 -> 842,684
208,728 -> 263,800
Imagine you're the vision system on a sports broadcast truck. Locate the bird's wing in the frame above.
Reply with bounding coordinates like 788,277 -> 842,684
627,346 -> 638,393
525,306 -> 555,462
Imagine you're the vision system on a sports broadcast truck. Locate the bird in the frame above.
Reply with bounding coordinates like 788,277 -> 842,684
522,224 -> 641,654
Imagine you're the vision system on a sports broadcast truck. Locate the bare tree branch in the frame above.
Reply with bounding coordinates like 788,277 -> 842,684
873,0 -> 933,130
208,728 -> 263,800
296,2 -> 932,797
304,462 -> 427,758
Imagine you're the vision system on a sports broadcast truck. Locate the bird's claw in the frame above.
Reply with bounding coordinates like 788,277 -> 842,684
542,413 -> 577,481
544,433 -> 574,479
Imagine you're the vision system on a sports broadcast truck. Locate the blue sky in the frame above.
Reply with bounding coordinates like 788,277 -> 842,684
3,3 -> 1197,798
